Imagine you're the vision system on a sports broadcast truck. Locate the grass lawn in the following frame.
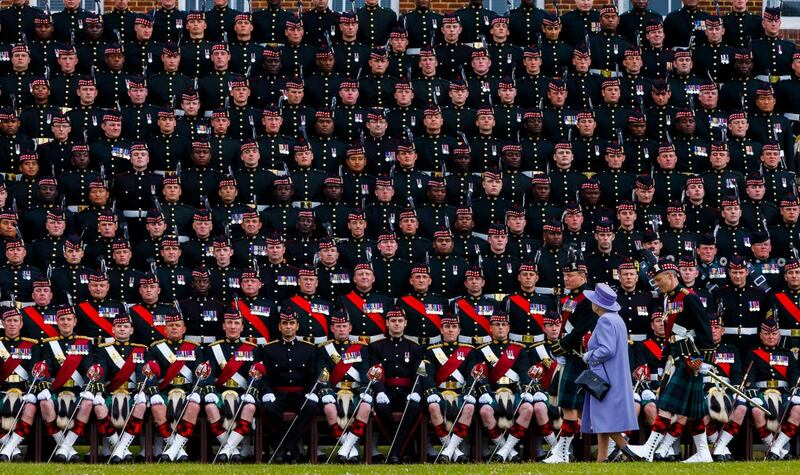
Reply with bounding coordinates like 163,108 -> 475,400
1,462 -> 799,474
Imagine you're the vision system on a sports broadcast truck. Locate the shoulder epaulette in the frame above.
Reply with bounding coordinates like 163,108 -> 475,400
680,288 -> 691,295
511,341 -> 525,348
99,342 -> 113,348
265,340 -> 279,346
299,339 -> 314,345
150,339 -> 166,347
476,342 -> 490,349
131,343 -> 148,348
42,336 -> 59,343
208,339 -> 224,346
458,343 -> 475,348
75,335 -> 91,341
183,340 -> 199,346
22,337 -> 38,344
427,343 -> 443,350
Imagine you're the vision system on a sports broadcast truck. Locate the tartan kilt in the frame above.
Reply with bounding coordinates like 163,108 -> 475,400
657,359 -> 707,419
557,355 -> 585,410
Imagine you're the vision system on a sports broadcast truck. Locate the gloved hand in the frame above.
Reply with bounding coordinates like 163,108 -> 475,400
133,392 -> 147,405
633,391 -> 642,403
752,397 -> 765,407
93,394 -> 105,406
187,392 -> 201,404
361,393 -> 373,404
241,393 -> 255,404
406,393 -> 421,403
37,388 -> 51,401
478,393 -> 493,405
79,391 -> 94,401
321,394 -> 335,405
305,393 -> 319,403
699,363 -> 714,375
205,393 -> 220,404
150,394 -> 165,406
746,389 -> 760,399
641,389 -> 657,402
521,392 -> 533,403
426,394 -> 441,404
532,392 -> 548,402
23,393 -> 36,405
463,394 -> 476,405
791,395 -> 800,405
262,393 -> 276,403
376,392 -> 390,404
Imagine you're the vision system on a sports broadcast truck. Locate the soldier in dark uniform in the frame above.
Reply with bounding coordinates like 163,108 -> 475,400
723,0 -> 763,48
749,85 -> 795,171
19,278 -> 57,339
143,310 -> 205,463
751,8 -> 795,81
180,266 -> 226,344
691,16 -> 734,84
0,0 -> 42,43
338,261 -> 393,343
542,255 -> 596,462
749,230 -> 783,291
302,0 -> 339,47
758,142 -> 795,206
154,236 -> 193,302
147,110 -> 193,173
767,258 -> 800,351
259,310 -> 319,463
503,261 -> 556,347
128,273 -> 175,346
252,0 -> 292,44
29,208 -> 68,271
108,237 -> 144,303
94,313 -> 150,463
767,194 -> 800,259
281,265 -> 332,344
474,309 -> 534,462
201,311 -> 264,463
628,259 -> 715,462
714,255 -> 765,355
587,5 -> 630,76
332,13 -> 369,79
368,307 -> 424,463
372,230 -> 411,298
0,238 -> 43,302
618,0 -> 660,45
356,0 -> 396,47
398,264 -> 448,346
205,0 -> 239,42
0,308 -> 43,461
453,266 -> 496,346
49,235 -> 91,304
317,310 -> 374,463
746,315 -> 800,460
427,226 -> 468,297
559,0 -> 600,47
231,269 -> 277,345
401,0 -> 442,48
74,271 -> 126,343
178,12 -> 213,80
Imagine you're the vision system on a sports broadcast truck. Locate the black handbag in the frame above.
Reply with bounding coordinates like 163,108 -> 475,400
575,365 -> 611,401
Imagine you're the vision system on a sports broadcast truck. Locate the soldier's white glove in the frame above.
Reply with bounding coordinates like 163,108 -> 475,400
463,395 -> 476,405
93,394 -> 105,406
205,393 -> 219,404
361,393 -> 373,404
752,397 -> 764,407
37,389 -> 51,401
521,392 -> 534,403
305,393 -> 319,403
699,363 -> 714,375
406,393 -> 420,403
641,389 -> 657,402
633,391 -> 642,403
791,395 -> 800,405
321,394 -> 335,405
133,392 -> 147,405
426,394 -> 441,404
79,391 -> 94,401
262,393 -> 276,403
376,392 -> 390,404
187,392 -> 201,404
532,392 -> 548,402
478,393 -> 493,405
241,393 -> 255,404
150,394 -> 165,406
23,393 -> 36,405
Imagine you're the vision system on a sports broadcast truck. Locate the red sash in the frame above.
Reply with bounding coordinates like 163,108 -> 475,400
107,346 -> 145,392
216,343 -> 255,387
541,361 -> 558,390
457,299 -> 491,334
22,307 -> 58,338
345,292 -> 386,334
509,295 -> 544,332
158,342 -> 197,390
0,340 -> 34,382
753,348 -> 788,379
643,339 -> 663,361
236,300 -> 271,341
716,361 -> 731,377
290,296 -> 328,335
52,338 -> 91,390
78,302 -> 114,336
435,346 -> 472,386
329,343 -> 363,385
489,344 -> 523,383
401,296 -> 441,329
130,305 -> 168,339
775,292 -> 800,325
664,289 -> 693,337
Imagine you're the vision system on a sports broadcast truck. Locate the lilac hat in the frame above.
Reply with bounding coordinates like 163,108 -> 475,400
584,283 -> 620,312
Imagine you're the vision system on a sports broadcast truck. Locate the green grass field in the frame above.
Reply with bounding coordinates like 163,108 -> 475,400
1,462 -> 799,474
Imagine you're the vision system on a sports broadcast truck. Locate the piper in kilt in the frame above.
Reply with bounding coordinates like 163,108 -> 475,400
543,253 -> 597,463
628,258 -> 715,463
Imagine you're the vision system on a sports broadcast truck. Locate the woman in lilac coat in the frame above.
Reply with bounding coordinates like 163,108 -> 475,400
580,283 -> 640,462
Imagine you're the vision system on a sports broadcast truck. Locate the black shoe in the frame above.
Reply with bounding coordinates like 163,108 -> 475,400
177,454 -> 189,462
348,454 -> 361,464
766,452 -> 783,461
109,455 -> 122,464
336,454 -> 349,464
53,453 -> 67,463
386,455 -> 401,464
272,451 -> 287,464
508,453 -> 522,463
620,446 -> 642,462
230,454 -> 243,463
216,453 -> 229,464
490,454 -> 505,463
372,453 -> 385,463
68,453 -> 81,463
158,454 -> 172,463
454,454 -> 469,463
